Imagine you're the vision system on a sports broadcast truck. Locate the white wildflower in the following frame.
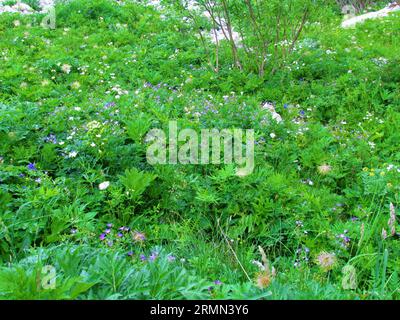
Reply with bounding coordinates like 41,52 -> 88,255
99,181 -> 110,191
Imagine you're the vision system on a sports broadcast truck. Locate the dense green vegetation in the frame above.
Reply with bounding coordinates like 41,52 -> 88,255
0,0 -> 399,299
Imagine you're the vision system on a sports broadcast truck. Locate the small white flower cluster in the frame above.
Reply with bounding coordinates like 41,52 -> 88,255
371,57 -> 389,67
385,164 -> 400,173
364,111 -> 374,121
0,49 -> 8,61
296,38 -> 319,50
368,141 -> 376,149
301,178 -> 314,186
144,0 -> 164,10
87,121 -> 101,131
68,151 -> 78,158
107,85 -> 129,99
61,63 -> 72,74
77,65 -> 89,76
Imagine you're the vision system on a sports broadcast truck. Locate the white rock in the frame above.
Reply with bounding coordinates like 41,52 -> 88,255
39,0 -> 55,12
208,19 -> 241,46
0,5 -> 15,14
342,3 -> 400,28
0,0 -> 55,14
13,2 -> 34,12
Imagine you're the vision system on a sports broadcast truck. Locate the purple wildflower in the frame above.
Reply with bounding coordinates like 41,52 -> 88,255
133,231 -> 146,242
117,232 -> 123,238
99,233 -> 106,241
104,102 -> 115,109
44,134 -> 57,144
337,231 -> 351,248
214,280 -> 222,285
149,252 -> 158,261
140,254 -> 147,261
127,251 -> 134,257
167,255 -> 176,262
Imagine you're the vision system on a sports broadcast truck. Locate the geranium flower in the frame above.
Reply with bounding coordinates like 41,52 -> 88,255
27,163 -> 37,171
68,151 -> 78,158
149,252 -> 158,261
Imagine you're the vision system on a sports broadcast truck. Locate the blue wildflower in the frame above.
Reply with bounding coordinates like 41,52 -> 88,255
27,163 -> 37,171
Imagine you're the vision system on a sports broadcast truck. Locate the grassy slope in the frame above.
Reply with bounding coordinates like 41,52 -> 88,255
0,0 -> 399,299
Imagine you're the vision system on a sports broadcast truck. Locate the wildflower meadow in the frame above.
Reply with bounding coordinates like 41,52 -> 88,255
0,0 -> 399,301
